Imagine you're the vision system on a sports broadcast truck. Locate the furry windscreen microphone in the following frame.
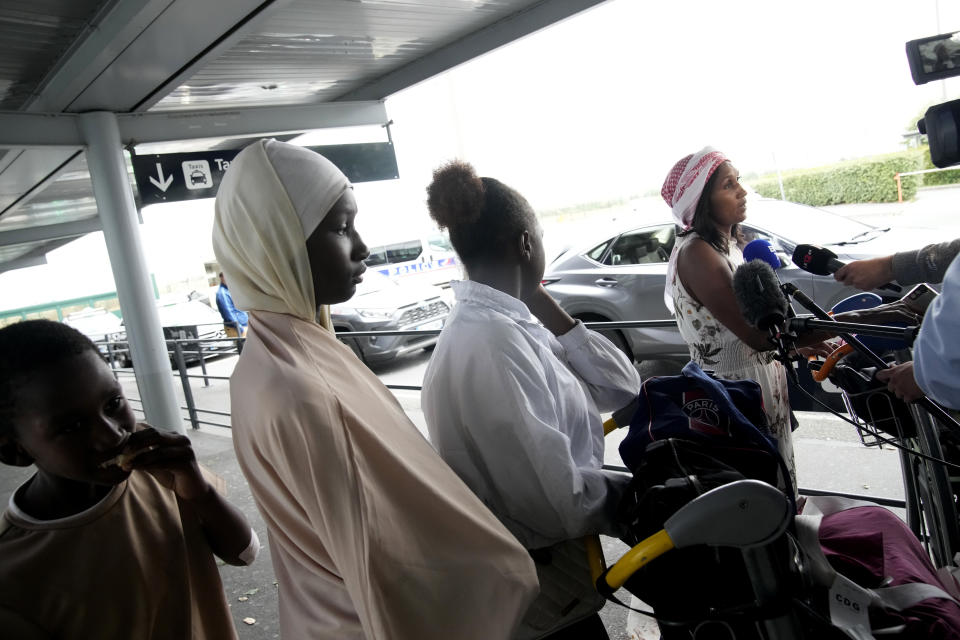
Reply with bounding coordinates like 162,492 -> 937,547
733,260 -> 789,331
742,238 -> 783,270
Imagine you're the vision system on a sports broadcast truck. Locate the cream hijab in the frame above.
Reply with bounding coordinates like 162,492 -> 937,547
212,139 -> 350,330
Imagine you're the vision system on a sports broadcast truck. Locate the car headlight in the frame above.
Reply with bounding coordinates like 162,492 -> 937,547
357,308 -> 395,321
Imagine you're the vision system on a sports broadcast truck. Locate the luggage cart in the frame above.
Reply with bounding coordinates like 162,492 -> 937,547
594,480 -> 810,640
812,345 -> 960,568
589,376 -> 832,640
590,363 -> 960,639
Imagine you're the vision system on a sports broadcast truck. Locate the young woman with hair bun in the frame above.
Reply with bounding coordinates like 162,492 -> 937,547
422,160 -> 642,639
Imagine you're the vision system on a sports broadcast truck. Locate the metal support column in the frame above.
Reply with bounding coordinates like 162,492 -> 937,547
78,111 -> 184,434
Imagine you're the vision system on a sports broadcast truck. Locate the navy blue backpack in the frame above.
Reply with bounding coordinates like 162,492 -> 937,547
619,361 -> 779,471
618,361 -> 792,499
613,362 -> 798,637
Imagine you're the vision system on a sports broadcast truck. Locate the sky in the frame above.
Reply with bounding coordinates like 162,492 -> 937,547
3,0 -> 960,310
380,0 -> 960,211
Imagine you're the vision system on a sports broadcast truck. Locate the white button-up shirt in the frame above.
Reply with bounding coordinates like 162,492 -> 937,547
422,280 -> 642,549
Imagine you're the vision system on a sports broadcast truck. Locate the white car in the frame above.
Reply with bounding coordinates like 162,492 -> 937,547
64,307 -> 124,341
154,297 -> 233,364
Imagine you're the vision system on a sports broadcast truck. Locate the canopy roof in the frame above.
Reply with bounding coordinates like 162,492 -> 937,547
0,0 -> 604,273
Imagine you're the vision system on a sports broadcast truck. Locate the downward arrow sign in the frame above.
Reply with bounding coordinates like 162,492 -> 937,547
148,163 -> 173,192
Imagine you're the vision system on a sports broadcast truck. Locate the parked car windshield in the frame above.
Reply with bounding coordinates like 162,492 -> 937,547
426,235 -> 454,252
747,199 -> 876,246
64,307 -> 123,338
155,299 -> 222,328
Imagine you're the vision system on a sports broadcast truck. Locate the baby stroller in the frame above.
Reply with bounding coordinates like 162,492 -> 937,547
590,361 -> 960,640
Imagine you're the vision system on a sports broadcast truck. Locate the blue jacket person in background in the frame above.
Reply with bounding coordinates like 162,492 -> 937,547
216,272 -> 248,337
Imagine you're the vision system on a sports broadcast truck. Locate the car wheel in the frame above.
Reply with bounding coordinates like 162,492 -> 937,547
574,313 -> 633,362
337,331 -> 366,364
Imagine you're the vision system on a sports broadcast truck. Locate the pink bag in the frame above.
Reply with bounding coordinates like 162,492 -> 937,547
798,496 -> 960,639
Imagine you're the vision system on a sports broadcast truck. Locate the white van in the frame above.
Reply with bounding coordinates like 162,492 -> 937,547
364,235 -> 461,287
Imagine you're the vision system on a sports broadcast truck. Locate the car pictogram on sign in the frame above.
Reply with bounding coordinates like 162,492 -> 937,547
181,160 -> 213,190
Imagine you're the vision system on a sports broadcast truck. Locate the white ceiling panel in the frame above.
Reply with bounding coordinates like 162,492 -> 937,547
152,0 -> 552,110
0,0 -> 111,111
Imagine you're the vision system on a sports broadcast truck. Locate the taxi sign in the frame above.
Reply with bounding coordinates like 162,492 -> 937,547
132,142 -> 398,206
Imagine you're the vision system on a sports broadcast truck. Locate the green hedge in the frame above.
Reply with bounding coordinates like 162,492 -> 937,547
919,145 -> 960,186
749,150 -> 925,205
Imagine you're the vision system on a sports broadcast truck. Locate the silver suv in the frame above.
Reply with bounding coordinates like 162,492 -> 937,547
331,271 -> 451,366
542,196 -> 940,363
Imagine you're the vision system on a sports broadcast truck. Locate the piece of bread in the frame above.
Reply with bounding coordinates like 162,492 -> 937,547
99,444 -> 158,471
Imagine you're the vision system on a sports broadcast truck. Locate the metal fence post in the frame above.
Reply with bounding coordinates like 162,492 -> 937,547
195,338 -> 210,387
108,343 -> 120,381
105,340 -> 118,371
172,340 -> 200,430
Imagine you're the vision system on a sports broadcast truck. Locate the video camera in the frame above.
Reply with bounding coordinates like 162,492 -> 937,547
907,31 -> 960,167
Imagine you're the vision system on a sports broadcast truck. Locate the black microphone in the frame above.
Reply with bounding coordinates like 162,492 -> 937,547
791,244 -> 902,293
732,260 -> 790,331
791,243 -> 843,275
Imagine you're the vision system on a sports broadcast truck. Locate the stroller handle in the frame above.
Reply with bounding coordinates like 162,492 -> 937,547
811,343 -> 854,382
603,397 -> 640,435
601,529 -> 675,591
602,417 -> 618,436
596,480 -> 791,594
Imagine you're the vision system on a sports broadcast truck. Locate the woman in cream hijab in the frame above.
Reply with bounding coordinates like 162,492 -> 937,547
213,139 -> 538,640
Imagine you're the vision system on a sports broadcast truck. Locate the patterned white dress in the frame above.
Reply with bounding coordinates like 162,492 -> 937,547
670,232 -> 796,487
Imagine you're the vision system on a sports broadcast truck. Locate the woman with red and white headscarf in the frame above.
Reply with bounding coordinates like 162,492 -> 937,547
661,147 -> 797,485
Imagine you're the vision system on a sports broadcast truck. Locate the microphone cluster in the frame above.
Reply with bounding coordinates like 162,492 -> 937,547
732,246 -> 920,348
791,244 -> 901,293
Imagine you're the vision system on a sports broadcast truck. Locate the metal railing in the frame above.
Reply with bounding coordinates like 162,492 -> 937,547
98,319 -> 913,511
98,329 -> 240,429
98,319 -> 678,431
894,166 -> 960,202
